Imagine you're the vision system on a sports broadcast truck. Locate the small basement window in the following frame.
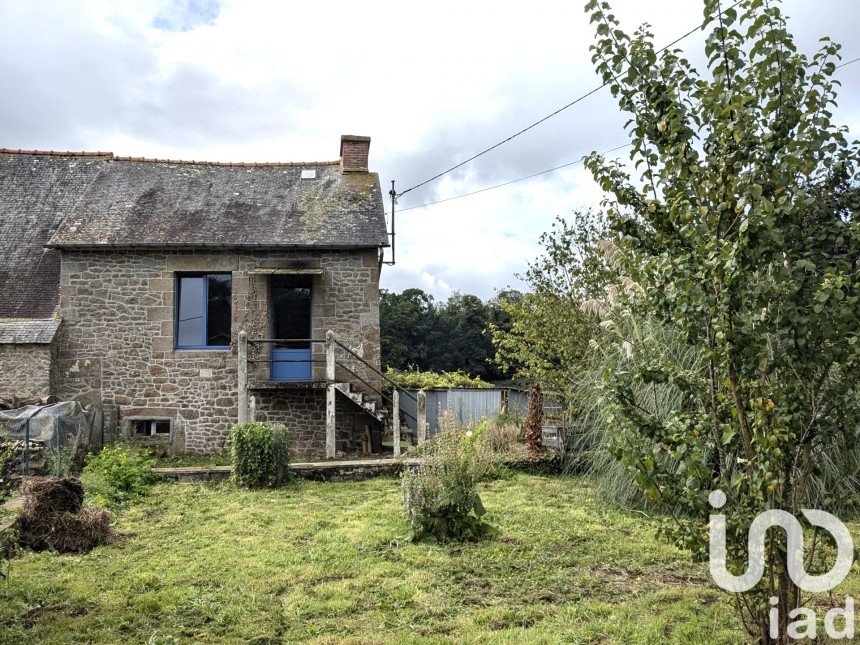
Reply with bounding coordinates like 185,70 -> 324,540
132,419 -> 172,437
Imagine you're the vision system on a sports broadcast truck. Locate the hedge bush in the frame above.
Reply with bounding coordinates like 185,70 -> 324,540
228,422 -> 290,488
384,367 -> 493,390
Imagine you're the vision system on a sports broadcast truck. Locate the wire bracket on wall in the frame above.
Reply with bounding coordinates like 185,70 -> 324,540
383,180 -> 397,265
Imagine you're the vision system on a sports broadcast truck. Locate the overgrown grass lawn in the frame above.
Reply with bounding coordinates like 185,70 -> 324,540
2,474 -> 841,643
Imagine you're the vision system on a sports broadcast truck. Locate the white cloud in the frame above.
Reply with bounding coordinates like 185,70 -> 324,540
1,0 -> 857,300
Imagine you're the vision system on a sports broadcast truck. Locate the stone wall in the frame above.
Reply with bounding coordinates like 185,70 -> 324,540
0,342 -> 54,403
253,387 -> 377,459
56,248 -> 382,455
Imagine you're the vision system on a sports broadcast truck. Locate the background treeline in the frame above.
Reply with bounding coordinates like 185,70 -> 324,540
380,288 -> 521,383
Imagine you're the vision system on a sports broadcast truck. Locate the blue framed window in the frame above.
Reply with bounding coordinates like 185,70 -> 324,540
175,273 -> 232,349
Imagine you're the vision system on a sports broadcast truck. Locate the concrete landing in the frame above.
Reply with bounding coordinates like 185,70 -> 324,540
154,458 -> 421,483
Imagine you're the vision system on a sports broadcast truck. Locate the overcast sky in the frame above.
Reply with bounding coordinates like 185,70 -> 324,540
1,0 -> 857,300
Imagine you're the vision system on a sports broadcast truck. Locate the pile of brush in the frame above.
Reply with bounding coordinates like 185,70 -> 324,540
13,477 -> 113,553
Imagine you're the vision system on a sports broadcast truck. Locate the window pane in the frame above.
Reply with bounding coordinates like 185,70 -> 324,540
272,275 -> 311,349
177,276 -> 205,347
154,421 -> 171,434
206,274 -> 232,347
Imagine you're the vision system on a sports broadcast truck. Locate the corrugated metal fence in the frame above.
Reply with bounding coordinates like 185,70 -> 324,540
399,388 -> 560,438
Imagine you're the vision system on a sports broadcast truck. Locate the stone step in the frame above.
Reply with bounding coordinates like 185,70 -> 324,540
332,382 -> 388,423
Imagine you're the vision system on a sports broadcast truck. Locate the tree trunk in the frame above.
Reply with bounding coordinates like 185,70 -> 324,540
525,382 -> 544,459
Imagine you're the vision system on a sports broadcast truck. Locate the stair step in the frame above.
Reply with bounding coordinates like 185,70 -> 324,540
332,382 -> 388,422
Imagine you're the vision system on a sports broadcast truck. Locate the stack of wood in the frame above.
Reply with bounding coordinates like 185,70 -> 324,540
1,439 -> 46,494
0,395 -> 57,410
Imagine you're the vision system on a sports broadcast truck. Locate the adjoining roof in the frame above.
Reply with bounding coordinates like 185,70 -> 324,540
0,152 -> 109,318
48,159 -> 388,249
0,318 -> 60,344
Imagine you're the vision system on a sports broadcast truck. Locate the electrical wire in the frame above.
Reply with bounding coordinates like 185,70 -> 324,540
396,0 -> 744,198
395,49 -> 858,214
395,143 -> 631,213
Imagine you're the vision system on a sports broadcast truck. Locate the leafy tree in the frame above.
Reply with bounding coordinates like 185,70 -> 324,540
381,288 -> 514,381
435,294 -> 505,379
584,0 -> 859,640
492,211 -> 613,397
380,288 -> 436,370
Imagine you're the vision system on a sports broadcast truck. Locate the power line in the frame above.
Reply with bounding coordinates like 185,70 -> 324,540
395,41 -> 858,214
396,143 -> 631,213
396,0 -> 743,198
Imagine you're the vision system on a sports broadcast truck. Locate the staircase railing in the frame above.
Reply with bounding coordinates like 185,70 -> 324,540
237,330 -> 427,457
329,336 -> 423,456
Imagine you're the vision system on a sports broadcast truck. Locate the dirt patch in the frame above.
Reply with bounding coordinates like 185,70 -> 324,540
20,604 -> 70,629
593,565 -> 706,587
654,568 -> 708,585
12,476 -> 114,553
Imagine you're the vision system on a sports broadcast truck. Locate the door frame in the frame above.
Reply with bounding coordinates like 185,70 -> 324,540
269,274 -> 314,381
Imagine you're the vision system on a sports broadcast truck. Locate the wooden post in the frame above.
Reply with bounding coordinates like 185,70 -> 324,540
417,389 -> 427,444
237,330 -> 248,425
392,389 -> 401,456
23,418 -> 30,479
326,383 -> 336,458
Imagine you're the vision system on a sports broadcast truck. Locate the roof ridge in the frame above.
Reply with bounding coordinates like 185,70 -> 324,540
0,148 -> 342,167
0,148 -> 112,157
111,156 -> 341,167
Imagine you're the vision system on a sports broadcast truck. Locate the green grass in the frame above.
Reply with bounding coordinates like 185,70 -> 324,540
1,475 -> 856,643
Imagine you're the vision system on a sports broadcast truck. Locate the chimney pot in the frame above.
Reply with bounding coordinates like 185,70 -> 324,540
340,135 -> 370,172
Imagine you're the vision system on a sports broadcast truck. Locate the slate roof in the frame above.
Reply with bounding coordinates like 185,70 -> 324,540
48,159 -> 388,249
0,148 -> 387,324
0,318 -> 60,344
0,152 -> 109,318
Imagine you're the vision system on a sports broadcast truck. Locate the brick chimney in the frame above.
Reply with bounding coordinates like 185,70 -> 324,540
340,135 -> 370,172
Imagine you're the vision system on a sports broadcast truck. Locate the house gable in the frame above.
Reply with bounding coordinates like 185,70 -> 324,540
0,151 -> 109,318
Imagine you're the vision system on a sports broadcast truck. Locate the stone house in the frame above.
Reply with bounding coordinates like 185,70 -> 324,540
0,135 -> 396,458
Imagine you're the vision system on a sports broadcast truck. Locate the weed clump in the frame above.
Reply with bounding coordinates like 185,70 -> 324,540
401,412 -> 497,543
81,443 -> 161,507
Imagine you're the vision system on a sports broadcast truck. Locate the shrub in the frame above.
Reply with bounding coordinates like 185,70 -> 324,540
81,443 -> 160,507
228,422 -> 289,488
401,414 -> 497,542
0,440 -> 15,502
384,367 -> 493,390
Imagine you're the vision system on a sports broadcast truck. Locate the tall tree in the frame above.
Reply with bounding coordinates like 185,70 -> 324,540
584,0 -> 858,640
380,288 -> 436,370
492,211 -> 612,397
381,288 -> 514,381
